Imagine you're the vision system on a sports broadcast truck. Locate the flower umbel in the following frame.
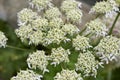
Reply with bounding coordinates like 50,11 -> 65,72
28,0 -> 52,11
11,69 -> 42,80
66,9 -> 82,23
27,50 -> 49,73
54,69 -> 83,80
0,31 -> 7,48
49,47 -> 70,66
17,8 -> 38,26
43,28 -> 67,45
49,18 -> 64,29
95,36 -> 120,64
62,24 -> 80,36
75,51 -> 100,77
44,7 -> 62,19
15,24 -> 33,42
73,35 -> 92,51
90,0 -> 119,18
61,0 -> 81,13
31,17 -> 48,31
85,18 -> 108,37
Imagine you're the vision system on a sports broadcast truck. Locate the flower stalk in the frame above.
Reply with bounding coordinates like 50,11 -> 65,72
108,12 -> 120,35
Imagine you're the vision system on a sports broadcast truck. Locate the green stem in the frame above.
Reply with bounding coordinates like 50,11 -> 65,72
107,67 -> 112,80
6,45 -> 30,51
79,27 -> 86,35
108,13 -> 120,35
85,33 -> 94,38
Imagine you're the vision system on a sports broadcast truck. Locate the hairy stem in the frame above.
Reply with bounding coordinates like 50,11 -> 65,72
108,13 -> 120,35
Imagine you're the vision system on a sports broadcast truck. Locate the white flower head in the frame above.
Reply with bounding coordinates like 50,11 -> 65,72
15,24 -> 33,42
75,51 -> 100,77
73,35 -> 92,51
50,47 -> 70,66
49,18 -> 64,29
11,69 -> 42,80
17,8 -> 38,26
44,7 -> 62,19
0,31 -> 7,48
90,0 -> 119,18
31,17 -> 48,31
27,50 -> 49,73
95,36 -> 120,64
43,28 -> 67,46
29,30 -> 44,45
66,9 -> 83,23
61,0 -> 82,13
62,24 -> 80,36
28,0 -> 52,11
85,18 -> 108,37
54,69 -> 83,80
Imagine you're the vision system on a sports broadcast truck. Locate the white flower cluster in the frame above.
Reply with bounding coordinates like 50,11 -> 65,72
29,30 -> 44,45
90,0 -> 119,18
15,24 -> 44,45
49,47 -> 70,66
66,9 -> 83,23
75,51 -> 100,77
17,8 -> 38,26
11,69 -> 42,80
54,69 -> 83,80
61,0 -> 82,23
85,18 -> 108,37
45,7 -> 62,20
43,28 -> 67,45
49,18 -> 64,29
28,0 -> 52,11
16,0 -> 83,46
95,36 -> 120,64
31,17 -> 48,31
73,35 -> 92,51
27,50 -> 49,73
62,24 -> 80,36
13,0 -> 115,79
61,0 -> 81,12
0,31 -> 7,48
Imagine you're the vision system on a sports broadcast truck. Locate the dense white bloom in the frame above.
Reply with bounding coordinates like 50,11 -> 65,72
95,36 -> 120,64
49,18 -> 64,29
66,9 -> 83,23
0,31 -> 7,48
43,28 -> 67,45
15,24 -> 33,42
27,50 -> 49,73
28,0 -> 52,11
54,69 -> 83,80
90,0 -> 119,18
85,18 -> 108,37
29,30 -> 44,45
11,69 -> 42,80
17,8 -> 38,26
31,17 -> 48,31
61,0 -> 81,13
75,51 -> 101,77
44,7 -> 62,19
62,24 -> 80,36
73,35 -> 92,51
49,47 -> 70,66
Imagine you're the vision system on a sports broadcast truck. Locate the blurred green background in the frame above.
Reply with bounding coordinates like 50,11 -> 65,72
0,20 -> 29,80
